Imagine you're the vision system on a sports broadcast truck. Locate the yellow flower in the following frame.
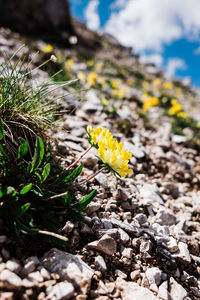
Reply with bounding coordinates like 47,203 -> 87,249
112,87 -> 127,99
64,59 -> 74,71
95,62 -> 104,70
163,81 -> 174,89
99,76 -> 106,87
42,44 -> 53,53
168,99 -> 183,115
77,71 -> 86,82
87,72 -> 98,86
87,60 -> 94,66
111,79 -> 120,89
101,98 -> 109,106
143,97 -> 159,111
87,125 -> 113,148
153,78 -> 161,86
142,81 -> 150,90
177,111 -> 189,119
98,138 -> 132,178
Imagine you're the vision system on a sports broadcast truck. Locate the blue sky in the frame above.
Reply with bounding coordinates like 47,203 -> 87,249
69,0 -> 200,87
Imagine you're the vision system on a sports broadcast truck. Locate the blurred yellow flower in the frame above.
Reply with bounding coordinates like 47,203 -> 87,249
111,79 -> 120,89
177,111 -> 189,119
101,98 -> 109,106
143,96 -> 159,111
87,60 -> 94,66
87,72 -> 98,86
77,71 -> 86,82
42,44 -> 53,53
163,81 -> 174,89
95,62 -> 104,70
112,87 -> 127,99
153,78 -> 161,86
142,81 -> 150,90
64,59 -> 74,71
168,99 -> 183,115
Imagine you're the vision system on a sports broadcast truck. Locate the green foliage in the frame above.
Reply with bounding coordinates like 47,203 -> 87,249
0,129 -> 96,243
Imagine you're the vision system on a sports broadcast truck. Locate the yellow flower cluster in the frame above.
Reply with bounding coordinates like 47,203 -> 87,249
87,126 -> 132,178
163,81 -> 174,90
168,99 -> 188,119
168,99 -> 183,115
87,72 -> 98,86
143,96 -> 159,111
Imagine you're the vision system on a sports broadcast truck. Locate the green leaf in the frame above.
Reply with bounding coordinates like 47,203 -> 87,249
20,183 -> 32,195
73,190 -> 97,209
4,186 -> 16,196
31,136 -> 44,172
26,162 -> 33,175
0,118 -> 4,141
18,137 -> 28,158
64,164 -> 83,184
0,188 -> 3,198
41,163 -> 51,183
16,203 -> 31,217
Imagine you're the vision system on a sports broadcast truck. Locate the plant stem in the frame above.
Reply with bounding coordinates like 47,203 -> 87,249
66,145 -> 93,171
74,166 -> 107,187
48,166 -> 107,200
38,230 -> 68,242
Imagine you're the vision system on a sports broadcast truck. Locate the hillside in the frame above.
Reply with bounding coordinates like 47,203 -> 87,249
0,11 -> 200,300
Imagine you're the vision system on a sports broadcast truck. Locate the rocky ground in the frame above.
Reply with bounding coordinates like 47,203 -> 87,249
0,25 -> 200,300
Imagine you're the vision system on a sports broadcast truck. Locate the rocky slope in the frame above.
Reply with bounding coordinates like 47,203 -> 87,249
0,17 -> 200,300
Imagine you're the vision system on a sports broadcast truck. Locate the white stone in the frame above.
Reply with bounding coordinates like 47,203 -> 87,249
145,267 -> 162,286
169,277 -> 187,300
87,234 -> 117,255
40,248 -> 94,296
116,278 -> 157,300
0,270 -> 22,288
47,281 -> 74,300
172,242 -> 191,264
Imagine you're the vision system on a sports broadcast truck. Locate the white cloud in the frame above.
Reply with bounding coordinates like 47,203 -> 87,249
84,0 -> 100,31
110,0 -> 128,10
139,53 -> 163,67
105,0 -> 200,53
194,46 -> 200,55
166,58 -> 187,78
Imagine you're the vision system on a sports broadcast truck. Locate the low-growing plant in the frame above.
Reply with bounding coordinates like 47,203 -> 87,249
0,121 -> 97,244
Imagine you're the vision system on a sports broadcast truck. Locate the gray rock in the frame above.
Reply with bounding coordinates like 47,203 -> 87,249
134,213 -> 148,225
139,241 -> 152,253
111,218 -> 141,236
87,200 -> 101,214
123,141 -> 145,158
47,281 -> 75,300
40,248 -> 94,296
0,269 -> 22,289
154,209 -> 177,226
169,277 -> 187,300
116,278 -> 158,300
172,242 -> 191,264
145,267 -> 162,286
165,237 -> 179,253
95,255 -> 107,273
0,235 -> 7,243
117,106 -> 132,120
65,141 -> 84,152
87,234 -> 117,255
140,184 -> 164,205
95,173 -> 108,188
62,221 -> 74,235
